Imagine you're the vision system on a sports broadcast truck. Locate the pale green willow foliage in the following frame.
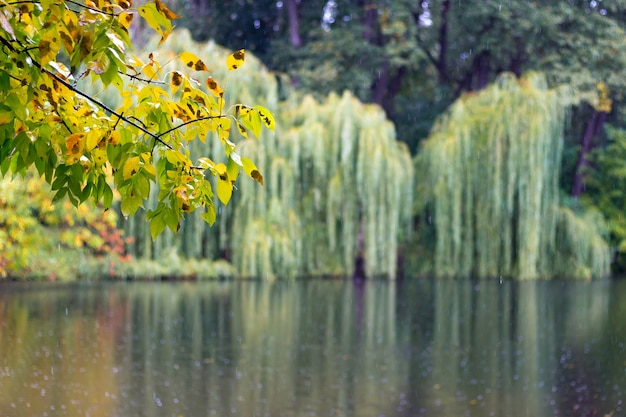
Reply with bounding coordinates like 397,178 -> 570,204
116,30 -> 412,279
415,72 -> 609,279
233,92 -> 413,279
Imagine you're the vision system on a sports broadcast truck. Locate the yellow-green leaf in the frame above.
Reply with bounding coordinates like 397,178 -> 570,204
39,30 -> 61,66
241,157 -> 264,186
123,156 -> 140,180
180,51 -> 209,71
201,205 -> 216,225
227,49 -> 244,71
216,176 -> 232,205
254,105 -> 275,131
236,121 -> 247,138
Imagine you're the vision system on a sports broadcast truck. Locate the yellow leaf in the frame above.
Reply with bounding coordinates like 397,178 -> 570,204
158,27 -> 173,45
215,164 -> 232,205
118,11 -> 134,29
251,169 -> 264,186
123,156 -> 140,180
227,49 -> 244,71
66,133 -> 85,155
255,105 -> 276,131
170,71 -> 183,94
108,130 -> 121,146
39,30 -> 61,66
85,131 -> 100,151
235,104 -> 251,117
236,121 -> 248,138
180,51 -> 209,71
206,77 -> 223,97
155,0 -> 181,20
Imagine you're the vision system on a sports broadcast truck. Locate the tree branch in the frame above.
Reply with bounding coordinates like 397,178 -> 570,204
157,114 -> 225,139
65,0 -> 119,17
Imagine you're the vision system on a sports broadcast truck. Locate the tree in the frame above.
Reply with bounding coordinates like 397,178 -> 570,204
0,0 -> 273,238
414,73 -> 610,280
115,30 -> 414,280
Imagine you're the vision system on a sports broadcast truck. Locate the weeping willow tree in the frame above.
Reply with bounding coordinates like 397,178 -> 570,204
232,92 -> 413,279
415,72 -> 609,280
96,30 -> 412,279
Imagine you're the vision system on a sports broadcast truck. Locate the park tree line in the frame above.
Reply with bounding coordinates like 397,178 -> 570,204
1,0 -> 626,279
171,0 -> 626,275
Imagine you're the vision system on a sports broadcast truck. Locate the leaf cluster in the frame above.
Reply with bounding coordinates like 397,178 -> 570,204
0,0 -> 274,238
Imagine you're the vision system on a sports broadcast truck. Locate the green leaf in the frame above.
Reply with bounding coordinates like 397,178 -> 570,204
164,206 -> 179,232
120,195 -> 142,216
149,213 -> 166,240
201,204 -> 216,225
103,182 -> 113,209
227,156 -> 240,182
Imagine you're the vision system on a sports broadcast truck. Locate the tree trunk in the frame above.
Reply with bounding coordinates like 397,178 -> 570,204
572,110 -> 607,198
362,0 -> 378,43
437,0 -> 450,84
285,0 -> 301,48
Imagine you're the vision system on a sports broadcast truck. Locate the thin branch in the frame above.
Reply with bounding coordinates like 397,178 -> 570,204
120,70 -> 166,85
0,30 -> 175,150
43,65 -> 174,150
0,1 -> 40,8
65,0 -> 119,17
157,114 -> 225,139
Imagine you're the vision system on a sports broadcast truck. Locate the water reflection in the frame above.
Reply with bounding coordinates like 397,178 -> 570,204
0,279 -> 623,417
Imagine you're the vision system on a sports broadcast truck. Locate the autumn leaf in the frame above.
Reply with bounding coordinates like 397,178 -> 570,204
118,12 -> 133,30
170,71 -> 183,94
227,49 -> 244,71
154,0 -> 181,20
66,133 -> 85,155
206,77 -> 223,97
255,105 -> 276,131
180,51 -> 209,71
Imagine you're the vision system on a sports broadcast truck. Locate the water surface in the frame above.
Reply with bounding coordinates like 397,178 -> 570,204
0,279 -> 624,417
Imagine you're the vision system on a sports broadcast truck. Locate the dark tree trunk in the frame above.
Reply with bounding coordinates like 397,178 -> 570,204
362,0 -> 378,43
572,110 -> 607,197
285,0 -> 301,48
372,60 -> 389,106
437,0 -> 450,84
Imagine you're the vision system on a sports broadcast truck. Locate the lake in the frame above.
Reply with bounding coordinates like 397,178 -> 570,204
0,279 -> 624,417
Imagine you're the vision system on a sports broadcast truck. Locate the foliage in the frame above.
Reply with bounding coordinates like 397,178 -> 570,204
585,127 -> 626,273
0,171 -> 127,279
172,1 -> 626,147
0,0 -> 272,238
414,72 -> 610,279
110,31 -> 413,279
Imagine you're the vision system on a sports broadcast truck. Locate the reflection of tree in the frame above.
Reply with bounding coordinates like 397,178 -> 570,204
0,281 -> 617,417
0,287 -> 126,416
